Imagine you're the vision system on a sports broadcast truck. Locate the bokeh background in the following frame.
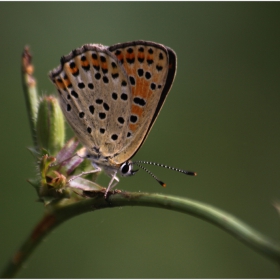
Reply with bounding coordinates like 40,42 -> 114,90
1,2 -> 280,278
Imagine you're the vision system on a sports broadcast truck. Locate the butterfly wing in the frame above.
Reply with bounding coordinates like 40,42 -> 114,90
49,44 -> 132,158
108,41 -> 177,164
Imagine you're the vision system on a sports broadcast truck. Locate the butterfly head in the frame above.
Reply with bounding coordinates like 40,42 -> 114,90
119,161 -> 139,177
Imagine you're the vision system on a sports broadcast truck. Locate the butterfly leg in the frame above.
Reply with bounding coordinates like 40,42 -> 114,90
68,165 -> 102,184
104,170 -> 119,197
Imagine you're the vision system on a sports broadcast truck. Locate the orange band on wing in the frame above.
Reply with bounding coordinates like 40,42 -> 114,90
131,104 -> 144,116
81,59 -> 89,68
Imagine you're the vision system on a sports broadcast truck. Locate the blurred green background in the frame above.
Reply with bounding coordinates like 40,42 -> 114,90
1,2 -> 280,278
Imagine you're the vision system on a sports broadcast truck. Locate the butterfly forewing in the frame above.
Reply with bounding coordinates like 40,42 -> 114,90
49,44 -> 132,158
108,41 -> 177,164
146,47 -> 177,139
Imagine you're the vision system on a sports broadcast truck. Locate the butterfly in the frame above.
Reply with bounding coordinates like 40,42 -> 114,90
49,40 -> 196,196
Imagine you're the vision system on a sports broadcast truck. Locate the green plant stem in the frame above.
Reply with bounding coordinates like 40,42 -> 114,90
21,47 -> 39,148
1,190 -> 280,278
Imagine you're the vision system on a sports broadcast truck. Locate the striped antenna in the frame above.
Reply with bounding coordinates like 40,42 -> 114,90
133,160 -> 197,187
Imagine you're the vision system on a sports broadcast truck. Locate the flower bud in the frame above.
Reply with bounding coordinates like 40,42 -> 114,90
36,96 -> 65,155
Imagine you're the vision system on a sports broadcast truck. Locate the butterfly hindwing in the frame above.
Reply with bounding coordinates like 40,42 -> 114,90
49,44 -> 132,157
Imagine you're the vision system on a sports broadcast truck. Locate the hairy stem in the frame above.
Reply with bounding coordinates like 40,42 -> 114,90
1,190 -> 280,278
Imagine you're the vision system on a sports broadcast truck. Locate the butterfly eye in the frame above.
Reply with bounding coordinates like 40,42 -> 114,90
120,162 -> 131,176
120,161 -> 138,177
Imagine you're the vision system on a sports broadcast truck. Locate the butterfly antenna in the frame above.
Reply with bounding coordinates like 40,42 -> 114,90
133,162 -> 167,187
133,160 -> 197,187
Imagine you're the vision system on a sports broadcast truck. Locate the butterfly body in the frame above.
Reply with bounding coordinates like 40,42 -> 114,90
49,41 -> 177,193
